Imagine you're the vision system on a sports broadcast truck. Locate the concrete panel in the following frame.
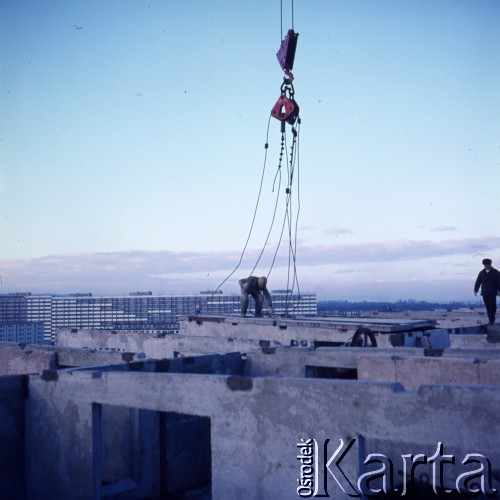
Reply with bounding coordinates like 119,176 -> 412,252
357,355 -> 397,383
443,348 -> 500,360
246,347 -> 309,377
55,348 -> 136,368
451,334 -> 500,349
167,334 -> 259,358
0,342 -> 136,368
479,359 -> 500,385
25,375 -> 95,499
57,328 -> 259,360
0,376 -> 25,500
25,371 -> 500,499
358,355 -> 486,390
168,351 -> 245,375
182,318 -> 360,345
247,347 -> 422,378
394,357 -> 479,390
57,328 -> 156,352
0,348 -> 56,375
246,346 -> 500,380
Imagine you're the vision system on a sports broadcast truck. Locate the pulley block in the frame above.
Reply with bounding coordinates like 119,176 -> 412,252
276,29 -> 299,71
271,95 -> 300,124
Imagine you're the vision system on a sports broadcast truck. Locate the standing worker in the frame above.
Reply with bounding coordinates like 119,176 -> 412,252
474,258 -> 500,325
239,276 -> 274,317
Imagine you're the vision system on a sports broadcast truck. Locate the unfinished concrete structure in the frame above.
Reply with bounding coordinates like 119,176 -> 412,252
1,312 -> 499,499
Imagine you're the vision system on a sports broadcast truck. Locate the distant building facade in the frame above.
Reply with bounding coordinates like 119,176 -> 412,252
0,290 -> 317,342
0,322 -> 45,344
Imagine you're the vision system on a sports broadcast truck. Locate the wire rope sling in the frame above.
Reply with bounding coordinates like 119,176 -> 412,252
210,2 -> 302,317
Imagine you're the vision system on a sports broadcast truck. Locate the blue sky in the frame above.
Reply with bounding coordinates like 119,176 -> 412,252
1,0 -> 499,301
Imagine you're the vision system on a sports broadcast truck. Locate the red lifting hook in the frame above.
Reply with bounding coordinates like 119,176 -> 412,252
271,95 -> 299,125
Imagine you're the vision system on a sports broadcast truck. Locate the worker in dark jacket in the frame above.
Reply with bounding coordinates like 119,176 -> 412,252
239,276 -> 273,317
474,258 -> 500,325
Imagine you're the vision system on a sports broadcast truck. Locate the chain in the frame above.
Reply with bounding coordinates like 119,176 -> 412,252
273,131 -> 286,192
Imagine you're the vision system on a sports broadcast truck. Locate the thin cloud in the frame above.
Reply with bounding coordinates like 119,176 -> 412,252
297,236 -> 500,265
300,224 -> 318,231
429,225 -> 458,233
1,235 -> 500,295
324,226 -> 354,236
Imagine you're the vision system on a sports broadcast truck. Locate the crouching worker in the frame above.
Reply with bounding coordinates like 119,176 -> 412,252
239,276 -> 274,317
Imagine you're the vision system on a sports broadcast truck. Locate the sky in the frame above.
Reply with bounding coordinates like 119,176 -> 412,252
1,0 -> 500,302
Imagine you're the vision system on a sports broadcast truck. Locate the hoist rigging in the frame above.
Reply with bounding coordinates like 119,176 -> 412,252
271,27 -> 299,128
212,1 -> 302,316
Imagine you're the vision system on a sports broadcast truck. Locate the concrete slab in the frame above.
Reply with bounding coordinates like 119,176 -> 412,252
188,314 -> 437,333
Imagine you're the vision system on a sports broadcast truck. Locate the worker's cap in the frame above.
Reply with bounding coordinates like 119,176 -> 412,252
482,258 -> 492,265
257,277 -> 267,288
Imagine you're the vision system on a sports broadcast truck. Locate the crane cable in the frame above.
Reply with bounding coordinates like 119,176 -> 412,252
210,117 -> 301,316
209,115 -> 274,298
210,0 -> 301,316
267,119 -> 301,314
280,0 -> 294,39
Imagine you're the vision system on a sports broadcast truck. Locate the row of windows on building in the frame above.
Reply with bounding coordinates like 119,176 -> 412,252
0,323 -> 45,344
1,291 -> 317,343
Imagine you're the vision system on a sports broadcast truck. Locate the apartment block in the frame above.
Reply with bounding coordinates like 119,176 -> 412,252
0,290 -> 317,342
0,322 -> 44,344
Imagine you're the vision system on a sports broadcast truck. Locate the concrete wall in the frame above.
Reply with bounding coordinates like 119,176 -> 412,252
57,328 -> 262,359
25,370 -> 500,499
246,346 -> 500,383
0,346 -> 56,375
56,322 -> 432,357
0,342 -> 139,369
56,329 -> 159,352
246,346 -> 423,377
56,324 -> 500,362
451,333 -> 500,349
5,320 -> 500,499
358,354 -> 500,389
0,376 -> 25,500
